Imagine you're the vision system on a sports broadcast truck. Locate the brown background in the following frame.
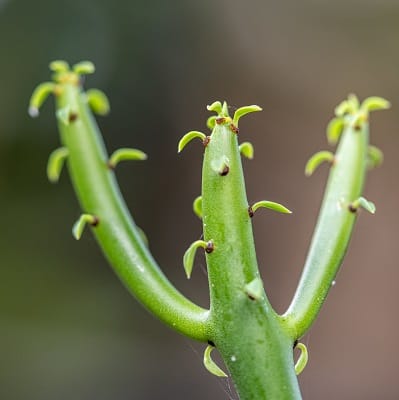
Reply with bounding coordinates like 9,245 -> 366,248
1,0 -> 399,398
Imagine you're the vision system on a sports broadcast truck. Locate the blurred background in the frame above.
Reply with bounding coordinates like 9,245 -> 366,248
1,0 -> 399,398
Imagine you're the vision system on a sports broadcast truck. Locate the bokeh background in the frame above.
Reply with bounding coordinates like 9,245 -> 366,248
1,0 -> 399,399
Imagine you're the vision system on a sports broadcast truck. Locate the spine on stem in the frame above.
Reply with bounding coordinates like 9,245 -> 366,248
29,60 -> 210,341
282,95 -> 389,339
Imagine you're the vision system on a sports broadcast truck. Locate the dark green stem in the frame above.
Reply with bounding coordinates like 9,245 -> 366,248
201,110 -> 301,399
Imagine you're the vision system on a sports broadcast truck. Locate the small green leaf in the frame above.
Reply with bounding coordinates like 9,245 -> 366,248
335,99 -> 355,117
49,60 -> 70,73
326,117 -> 345,145
203,345 -> 228,378
368,145 -> 384,169
250,200 -> 292,215
47,147 -> 69,183
56,105 -> 71,126
207,101 -> 222,114
350,196 -> 376,214
244,277 -> 264,300
193,196 -> 202,219
294,343 -> 308,375
178,131 -> 206,153
239,142 -> 254,159
233,105 -> 262,126
183,240 -> 208,279
108,148 -> 147,169
206,115 -> 217,131
305,151 -> 334,176
86,89 -> 110,115
361,96 -> 390,113
72,214 -> 99,240
347,93 -> 360,110
73,61 -> 95,75
28,82 -> 56,117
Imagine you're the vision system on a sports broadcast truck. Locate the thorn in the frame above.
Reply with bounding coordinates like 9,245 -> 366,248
348,197 -> 376,214
215,117 -> 226,125
28,82 -> 56,117
248,200 -> 292,217
178,131 -> 206,153
205,240 -> 214,254
233,105 -> 262,127
72,214 -> 99,240
305,151 -> 335,176
220,165 -> 229,176
294,342 -> 308,375
108,148 -> 147,169
86,89 -> 110,115
203,345 -> 228,378
229,124 -> 239,134
183,240 -> 212,279
239,142 -> 254,160
47,147 -> 69,183
193,196 -> 203,219
244,277 -> 264,301
203,136 -> 211,147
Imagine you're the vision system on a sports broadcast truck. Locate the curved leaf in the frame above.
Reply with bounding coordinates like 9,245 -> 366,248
203,345 -> 228,378
178,131 -> 206,153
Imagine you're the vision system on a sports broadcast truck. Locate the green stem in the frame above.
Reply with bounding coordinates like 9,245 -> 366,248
51,79 -> 209,341
201,108 -> 302,399
282,116 -> 368,339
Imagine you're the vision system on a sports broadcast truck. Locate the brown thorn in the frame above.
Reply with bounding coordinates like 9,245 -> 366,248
230,124 -> 239,134
219,165 -> 230,176
203,136 -> 211,147
205,240 -> 214,254
348,204 -> 357,213
91,216 -> 100,227
69,112 -> 78,122
248,206 -> 254,218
